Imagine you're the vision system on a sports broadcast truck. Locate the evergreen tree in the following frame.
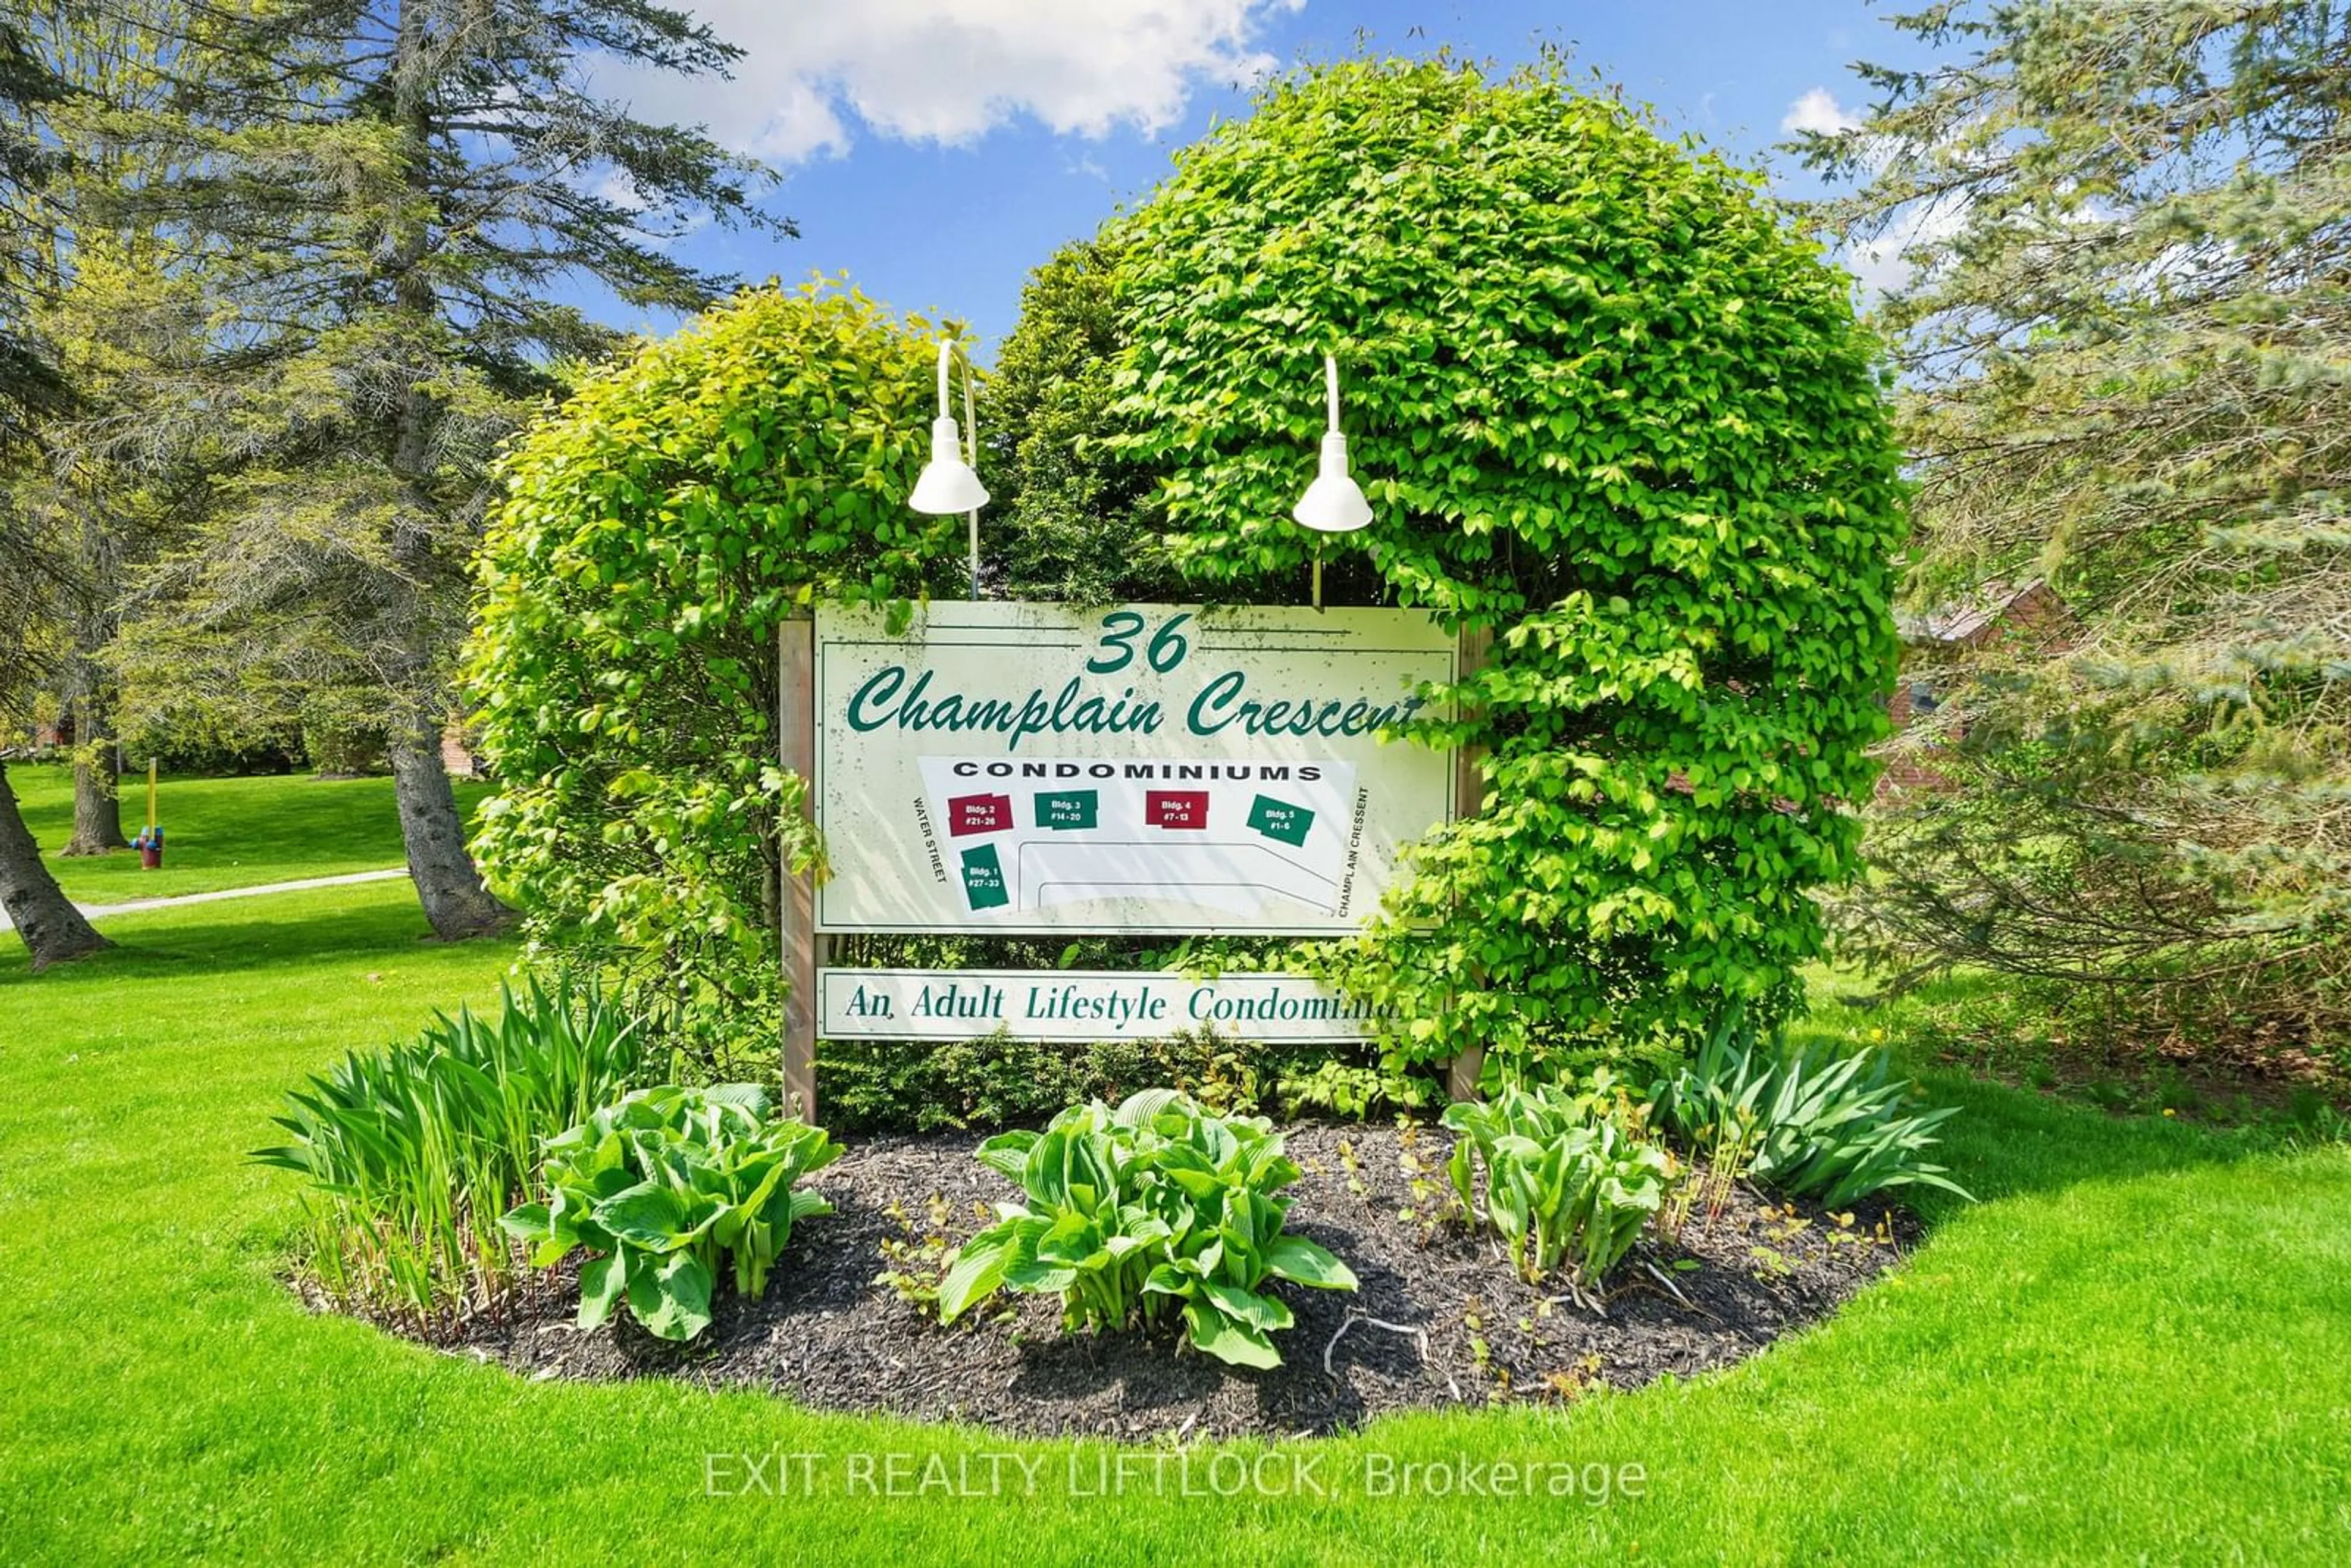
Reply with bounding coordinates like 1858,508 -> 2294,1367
1805,1 -> 2351,1048
10,1 -> 211,857
116,0 -> 788,936
0,14 -> 108,967
0,15 -> 70,443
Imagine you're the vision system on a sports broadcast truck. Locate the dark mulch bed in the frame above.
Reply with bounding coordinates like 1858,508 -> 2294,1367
415,1123 -> 1918,1441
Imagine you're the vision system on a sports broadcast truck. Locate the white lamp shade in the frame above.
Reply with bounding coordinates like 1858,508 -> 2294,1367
909,415 -> 989,514
1291,431 -> 1373,533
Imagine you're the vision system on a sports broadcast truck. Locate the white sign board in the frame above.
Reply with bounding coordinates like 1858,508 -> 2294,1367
819,968 -> 1389,1044
813,601 -> 1456,934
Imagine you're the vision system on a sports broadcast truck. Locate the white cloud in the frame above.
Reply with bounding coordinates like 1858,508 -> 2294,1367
599,2 -> 1303,165
1840,197 -> 1966,298
1781,86 -> 1861,137
1776,86 -> 1960,299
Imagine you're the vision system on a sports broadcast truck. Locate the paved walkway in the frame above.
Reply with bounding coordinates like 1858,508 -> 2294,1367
0,868 -> 410,930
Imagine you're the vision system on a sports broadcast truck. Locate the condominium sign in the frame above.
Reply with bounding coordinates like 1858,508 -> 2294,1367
812,601 -> 1457,934
819,969 -> 1393,1044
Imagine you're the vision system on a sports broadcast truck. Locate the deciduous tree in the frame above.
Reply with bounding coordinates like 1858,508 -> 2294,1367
467,282 -> 964,1067
1108,57 -> 1907,1077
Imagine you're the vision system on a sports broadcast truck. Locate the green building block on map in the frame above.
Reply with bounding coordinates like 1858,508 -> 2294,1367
1247,794 -> 1315,847
1033,789 -> 1099,830
960,843 -> 1010,909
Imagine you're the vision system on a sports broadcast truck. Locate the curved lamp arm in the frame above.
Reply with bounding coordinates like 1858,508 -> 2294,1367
945,339 -> 982,600
910,337 -> 990,598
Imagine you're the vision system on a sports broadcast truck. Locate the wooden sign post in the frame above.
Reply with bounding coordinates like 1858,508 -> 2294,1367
779,615 -> 821,1122
1446,624 -> 1492,1103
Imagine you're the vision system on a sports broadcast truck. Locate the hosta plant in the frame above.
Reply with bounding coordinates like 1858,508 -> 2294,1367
1443,1082 -> 1676,1288
937,1091 -> 1357,1368
1650,1013 -> 1973,1209
501,1085 -> 841,1342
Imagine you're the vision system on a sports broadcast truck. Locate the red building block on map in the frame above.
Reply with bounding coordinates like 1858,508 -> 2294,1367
947,793 -> 1013,835
1145,790 -> 1210,830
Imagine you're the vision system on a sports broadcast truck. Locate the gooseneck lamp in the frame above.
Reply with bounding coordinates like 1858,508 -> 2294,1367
1292,352 -> 1374,608
1291,353 -> 1374,535
907,337 -> 989,598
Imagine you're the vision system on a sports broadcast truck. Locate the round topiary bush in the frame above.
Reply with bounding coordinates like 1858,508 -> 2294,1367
465,281 -> 970,1065
1103,58 -> 1907,1079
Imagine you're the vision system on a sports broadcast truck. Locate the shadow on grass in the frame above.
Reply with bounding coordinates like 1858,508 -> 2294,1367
1798,967 -> 2285,1214
4,885 -> 2274,1235
1899,1065 -> 2259,1222
0,893 -> 514,989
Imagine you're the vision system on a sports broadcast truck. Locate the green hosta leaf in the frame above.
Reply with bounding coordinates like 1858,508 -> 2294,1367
628,1251 -> 713,1341
1264,1235 -> 1358,1290
1200,1278 -> 1293,1334
595,1181 -> 720,1251
701,1082 -> 772,1118
1183,1300 -> 1281,1369
1113,1088 -> 1191,1128
1035,1212 -> 1104,1267
577,1251 -> 627,1331
976,1134 -> 1037,1184
1021,1130 -> 1074,1207
1122,1214 -> 1174,1248
1257,1152 -> 1304,1192
1160,1164 -> 1226,1202
937,1219 -> 1020,1325
1003,1257 -> 1079,1294
1101,1232 -> 1154,1261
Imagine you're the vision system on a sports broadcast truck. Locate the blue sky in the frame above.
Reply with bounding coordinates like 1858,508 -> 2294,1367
588,2 -> 1935,354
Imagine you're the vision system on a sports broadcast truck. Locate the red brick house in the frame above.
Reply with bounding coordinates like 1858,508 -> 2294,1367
1879,579 -> 2070,793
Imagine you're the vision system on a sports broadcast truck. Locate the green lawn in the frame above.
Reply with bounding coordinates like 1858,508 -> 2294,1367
2,885 -> 2347,1562
7,762 -> 490,903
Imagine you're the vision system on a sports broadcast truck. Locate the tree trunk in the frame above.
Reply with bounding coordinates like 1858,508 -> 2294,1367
372,0 -> 503,944
62,506 -> 127,855
61,674 -> 127,855
388,713 -> 510,940
0,759 -> 110,970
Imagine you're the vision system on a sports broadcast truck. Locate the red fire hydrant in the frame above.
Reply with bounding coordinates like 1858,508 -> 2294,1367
133,824 -> 164,869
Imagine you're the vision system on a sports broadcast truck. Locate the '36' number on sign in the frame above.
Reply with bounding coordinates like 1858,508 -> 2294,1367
1085,611 -> 1192,676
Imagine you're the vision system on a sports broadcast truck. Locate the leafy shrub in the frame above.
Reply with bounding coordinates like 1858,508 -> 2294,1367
467,280 -> 973,1070
501,1084 -> 840,1342
252,977 -> 643,1318
819,1027 -> 1431,1134
1275,1056 -> 1437,1121
1442,1082 -> 1675,1286
1650,1015 -> 1972,1207
1104,56 -> 1907,1078
983,236 -> 1183,604
938,1092 -> 1357,1368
